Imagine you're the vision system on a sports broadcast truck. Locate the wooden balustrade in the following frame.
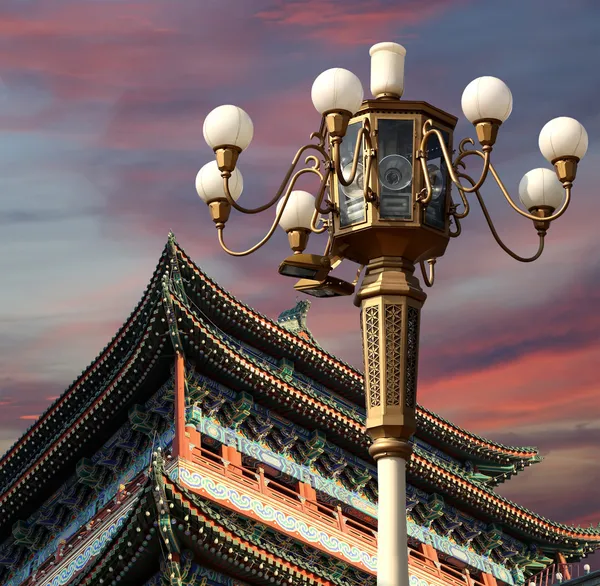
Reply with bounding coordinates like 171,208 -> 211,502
189,444 -> 377,545
408,545 -> 486,586
188,444 -> 502,586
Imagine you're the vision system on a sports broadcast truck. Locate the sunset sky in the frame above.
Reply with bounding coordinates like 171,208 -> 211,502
0,0 -> 599,557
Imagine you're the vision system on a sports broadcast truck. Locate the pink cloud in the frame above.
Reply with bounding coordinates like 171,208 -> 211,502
0,1 -> 267,106
19,415 -> 39,421
421,342 -> 600,432
255,0 -> 470,46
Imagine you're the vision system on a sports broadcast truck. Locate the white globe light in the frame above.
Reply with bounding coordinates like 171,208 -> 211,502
461,76 -> 513,124
518,168 -> 565,211
195,161 -> 243,204
276,190 -> 316,232
203,105 -> 254,151
311,68 -> 364,116
539,117 -> 588,163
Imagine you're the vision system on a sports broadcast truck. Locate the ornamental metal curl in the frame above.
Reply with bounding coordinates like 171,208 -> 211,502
216,164 -> 328,257
418,119 -> 572,226
458,172 -> 546,263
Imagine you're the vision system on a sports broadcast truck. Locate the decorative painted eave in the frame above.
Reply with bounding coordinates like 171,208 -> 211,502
75,465 -> 340,586
171,295 -> 600,549
166,474 -> 373,585
0,244 -> 172,486
410,451 -> 600,548
0,286 -> 173,537
170,237 -> 541,468
76,484 -> 162,586
17,475 -> 149,586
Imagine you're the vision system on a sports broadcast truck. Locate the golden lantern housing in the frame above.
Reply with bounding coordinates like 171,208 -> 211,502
329,100 -> 457,268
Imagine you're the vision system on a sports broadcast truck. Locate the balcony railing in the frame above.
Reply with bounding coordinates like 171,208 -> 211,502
189,444 -> 377,546
531,563 -> 593,586
188,444 -> 493,586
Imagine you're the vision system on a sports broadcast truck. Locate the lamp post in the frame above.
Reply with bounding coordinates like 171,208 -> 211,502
195,43 -> 588,586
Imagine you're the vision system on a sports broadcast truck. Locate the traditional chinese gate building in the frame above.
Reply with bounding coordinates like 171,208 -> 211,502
0,235 -> 598,586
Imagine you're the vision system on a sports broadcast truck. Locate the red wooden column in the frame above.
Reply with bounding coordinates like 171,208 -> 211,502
482,572 -> 498,586
557,553 -> 571,581
173,353 -> 187,459
221,444 -> 243,472
421,543 -> 439,567
298,482 -> 318,511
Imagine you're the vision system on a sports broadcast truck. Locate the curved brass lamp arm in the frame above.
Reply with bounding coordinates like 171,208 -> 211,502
217,166 -> 325,257
459,173 -> 545,263
419,258 -> 436,287
418,121 -> 492,205
459,149 -> 572,223
331,125 -> 373,187
312,159 -> 335,218
489,160 -> 571,222
310,116 -> 328,148
449,212 -> 462,238
352,265 -> 364,286
221,140 -> 330,215
449,164 -> 471,220
309,164 -> 332,234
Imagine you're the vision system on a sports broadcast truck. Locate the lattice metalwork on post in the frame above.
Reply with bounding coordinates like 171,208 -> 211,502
384,304 -> 403,406
363,306 -> 381,408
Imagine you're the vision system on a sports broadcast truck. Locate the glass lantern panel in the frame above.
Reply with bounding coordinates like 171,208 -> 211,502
339,121 -> 366,228
378,119 -> 414,220
424,129 -> 450,230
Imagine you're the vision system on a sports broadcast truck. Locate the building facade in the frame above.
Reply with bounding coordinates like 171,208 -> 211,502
0,235 -> 598,586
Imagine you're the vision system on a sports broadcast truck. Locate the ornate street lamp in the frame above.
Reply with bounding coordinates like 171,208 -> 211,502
196,43 -> 588,586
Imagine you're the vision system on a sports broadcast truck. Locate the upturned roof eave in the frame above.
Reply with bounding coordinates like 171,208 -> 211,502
0,296 -> 173,536
0,235 -> 540,488
170,297 -> 600,547
0,244 -> 172,481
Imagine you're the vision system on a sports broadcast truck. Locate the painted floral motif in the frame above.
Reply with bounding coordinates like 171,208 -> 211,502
177,465 -> 377,572
42,511 -> 130,586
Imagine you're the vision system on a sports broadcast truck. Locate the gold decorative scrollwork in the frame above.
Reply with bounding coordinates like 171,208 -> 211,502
416,118 -> 566,267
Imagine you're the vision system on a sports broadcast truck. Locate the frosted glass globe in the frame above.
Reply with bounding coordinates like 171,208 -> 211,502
195,161 -> 243,204
518,168 -> 565,211
311,68 -> 364,116
203,105 -> 254,151
461,77 -> 513,124
276,190 -> 316,232
369,42 -> 406,98
539,117 -> 588,163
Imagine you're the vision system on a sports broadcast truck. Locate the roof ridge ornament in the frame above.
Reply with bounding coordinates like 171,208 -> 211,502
277,299 -> 319,345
